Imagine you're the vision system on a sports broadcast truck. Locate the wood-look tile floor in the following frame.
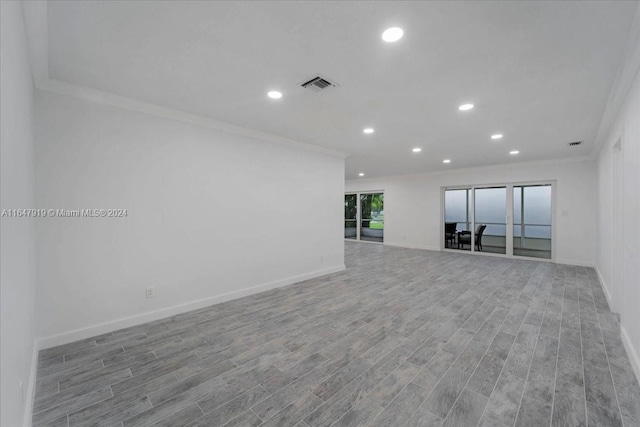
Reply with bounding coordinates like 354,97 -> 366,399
33,242 -> 640,427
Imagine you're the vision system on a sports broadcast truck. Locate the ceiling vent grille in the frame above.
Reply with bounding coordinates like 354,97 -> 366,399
300,75 -> 338,94
568,141 -> 583,147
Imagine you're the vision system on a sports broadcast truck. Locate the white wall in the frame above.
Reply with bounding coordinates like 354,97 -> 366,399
596,8 -> 640,379
0,2 -> 38,426
346,159 -> 597,266
35,90 -> 345,345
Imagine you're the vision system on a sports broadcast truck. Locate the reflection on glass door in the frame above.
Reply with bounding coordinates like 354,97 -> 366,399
444,189 -> 471,251
360,193 -> 384,243
474,187 -> 507,254
344,194 -> 357,240
513,185 -> 552,259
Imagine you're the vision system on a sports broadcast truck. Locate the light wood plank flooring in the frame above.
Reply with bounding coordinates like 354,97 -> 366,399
32,242 -> 640,426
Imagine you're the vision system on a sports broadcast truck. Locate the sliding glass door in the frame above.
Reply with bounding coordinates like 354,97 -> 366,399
344,194 -> 357,240
443,183 -> 552,259
344,192 -> 384,243
474,187 -> 507,254
444,189 -> 471,250
360,193 -> 384,242
513,185 -> 552,259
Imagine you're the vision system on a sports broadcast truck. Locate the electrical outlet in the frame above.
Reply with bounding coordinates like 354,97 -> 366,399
146,287 -> 154,298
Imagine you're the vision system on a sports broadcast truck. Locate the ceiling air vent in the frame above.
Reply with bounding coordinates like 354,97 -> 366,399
568,141 -> 583,147
300,75 -> 338,94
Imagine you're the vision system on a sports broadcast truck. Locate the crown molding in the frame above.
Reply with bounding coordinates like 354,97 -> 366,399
591,3 -> 640,159
22,0 -> 48,86
347,155 -> 594,183
23,0 -> 347,159
37,79 -> 348,159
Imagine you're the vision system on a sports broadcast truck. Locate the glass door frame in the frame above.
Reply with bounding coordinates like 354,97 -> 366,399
345,191 -> 385,244
441,180 -> 556,261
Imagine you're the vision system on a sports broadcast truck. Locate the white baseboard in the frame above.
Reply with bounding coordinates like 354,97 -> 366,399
383,241 -> 441,252
555,258 -> 596,267
595,266 -> 640,385
382,245 -> 598,266
621,326 -> 640,386
23,340 -> 39,427
37,264 -> 345,350
595,266 -> 613,308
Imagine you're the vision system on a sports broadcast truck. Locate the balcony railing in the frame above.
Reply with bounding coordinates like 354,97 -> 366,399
446,221 -> 551,251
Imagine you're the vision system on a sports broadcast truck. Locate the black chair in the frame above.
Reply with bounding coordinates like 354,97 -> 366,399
444,222 -> 457,248
458,224 -> 487,251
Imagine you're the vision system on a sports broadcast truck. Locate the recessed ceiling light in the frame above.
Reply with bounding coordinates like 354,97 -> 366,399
458,104 -> 474,111
443,159 -> 451,164
363,128 -> 375,134
491,134 -> 503,140
382,27 -> 404,43
412,148 -> 422,153
267,91 -> 282,99
358,172 -> 365,177
510,150 -> 519,155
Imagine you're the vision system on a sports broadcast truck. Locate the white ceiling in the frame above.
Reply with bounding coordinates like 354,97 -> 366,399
45,1 -> 638,178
